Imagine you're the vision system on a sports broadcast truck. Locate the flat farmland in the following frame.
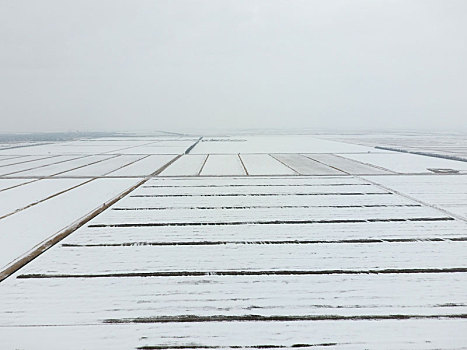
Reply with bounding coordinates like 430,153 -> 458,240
0,133 -> 466,349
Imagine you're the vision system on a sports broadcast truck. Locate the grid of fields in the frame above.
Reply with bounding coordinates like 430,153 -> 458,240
0,134 -> 466,349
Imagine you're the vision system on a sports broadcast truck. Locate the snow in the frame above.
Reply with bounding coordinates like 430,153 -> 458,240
340,152 -> 467,173
0,155 -> 49,167
0,178 -> 139,270
304,153 -> 394,174
109,154 -> 175,176
200,155 -> 246,176
0,134 -> 466,349
0,178 -> 32,192
0,155 -> 79,176
15,155 -> 113,177
273,154 -> 345,175
191,135 -> 376,154
367,175 -> 467,220
62,155 -> 144,176
0,178 -> 86,218
239,154 -> 297,175
159,154 -> 208,176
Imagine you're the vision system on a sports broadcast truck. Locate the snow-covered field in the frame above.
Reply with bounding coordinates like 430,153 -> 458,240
0,134 -> 466,349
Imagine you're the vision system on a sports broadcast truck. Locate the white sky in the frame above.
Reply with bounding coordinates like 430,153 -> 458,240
0,0 -> 466,133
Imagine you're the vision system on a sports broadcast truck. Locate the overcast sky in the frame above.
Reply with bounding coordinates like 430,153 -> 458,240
0,0 -> 466,133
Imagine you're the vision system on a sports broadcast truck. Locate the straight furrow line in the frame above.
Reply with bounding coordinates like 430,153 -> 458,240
138,343 -> 338,349
107,314 -> 467,323
61,237 -> 467,247
111,204 -> 422,211
87,217 -> 454,228
18,267 -> 467,279
130,192 -> 392,198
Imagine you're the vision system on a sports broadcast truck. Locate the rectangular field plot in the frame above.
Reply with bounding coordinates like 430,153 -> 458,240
341,152 -> 467,174
0,155 -> 79,176
63,155 -> 145,176
148,175 -> 365,187
66,219 -> 467,245
1,274 -> 466,325
200,155 -> 246,176
159,154 -> 207,176
108,155 -> 175,176
240,154 -> 297,175
304,153 -> 394,174
0,178 -> 32,192
0,178 -> 86,218
191,135 -> 374,154
94,198 -> 442,225
22,240 -> 467,275
273,154 -> 345,175
15,155 -> 114,177
0,320 -> 464,350
0,178 -> 139,270
0,155 -> 49,167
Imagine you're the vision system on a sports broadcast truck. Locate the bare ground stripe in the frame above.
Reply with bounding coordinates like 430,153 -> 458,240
61,237 -> 467,247
111,204 -> 422,211
0,153 -> 184,283
18,267 -> 467,279
198,154 -> 209,175
238,154 -> 249,176
105,314 -> 467,324
130,192 -> 391,197
138,343 -> 338,349
87,217 -> 454,228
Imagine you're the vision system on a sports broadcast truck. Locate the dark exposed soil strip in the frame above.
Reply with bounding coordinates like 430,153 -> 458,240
87,217 -> 454,228
18,267 -> 467,279
238,154 -> 249,176
112,204 -> 422,211
60,237 -> 467,247
138,343 -> 337,349
130,192 -> 392,198
104,314 -> 467,324
142,183 -> 370,188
